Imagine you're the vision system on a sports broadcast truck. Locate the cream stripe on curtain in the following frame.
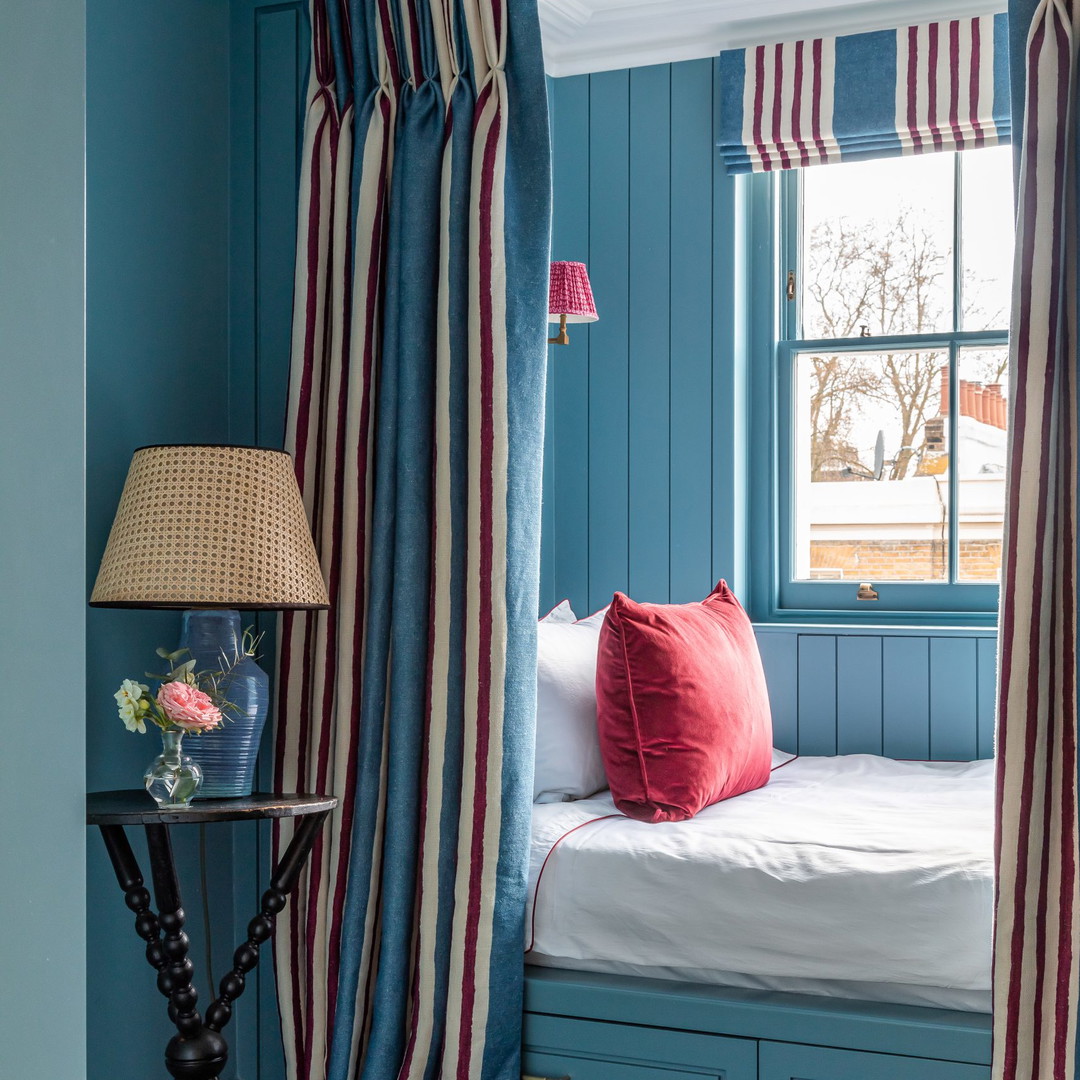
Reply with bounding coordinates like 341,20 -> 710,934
271,0 -> 552,1078
994,2 -> 1080,1077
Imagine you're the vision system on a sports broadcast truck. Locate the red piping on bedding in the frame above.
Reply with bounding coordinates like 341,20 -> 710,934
525,755 -> 801,956
525,814 -> 621,955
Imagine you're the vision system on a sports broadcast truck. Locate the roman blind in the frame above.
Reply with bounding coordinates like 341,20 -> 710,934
717,12 -> 1010,173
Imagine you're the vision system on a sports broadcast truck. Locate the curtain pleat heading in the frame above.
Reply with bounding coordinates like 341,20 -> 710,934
272,0 -> 551,1078
717,12 -> 1010,173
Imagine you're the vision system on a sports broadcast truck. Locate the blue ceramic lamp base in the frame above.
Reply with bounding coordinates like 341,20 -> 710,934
180,609 -> 270,798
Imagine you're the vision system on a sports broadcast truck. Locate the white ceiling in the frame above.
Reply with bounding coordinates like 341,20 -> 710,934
538,0 -> 1008,77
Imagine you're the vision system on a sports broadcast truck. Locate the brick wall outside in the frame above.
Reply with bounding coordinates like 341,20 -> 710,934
810,539 -> 1002,582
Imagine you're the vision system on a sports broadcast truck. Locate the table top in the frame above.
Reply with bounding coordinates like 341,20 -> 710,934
87,790 -> 338,826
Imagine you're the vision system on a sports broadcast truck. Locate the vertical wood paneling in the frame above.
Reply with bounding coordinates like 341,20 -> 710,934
254,6 -> 302,450
541,384 -> 555,613
977,636 -> 997,759
231,7 -> 307,1076
712,117 -> 748,594
545,61 -> 998,764
930,638 -> 980,760
757,632 -> 798,753
628,64 -> 671,601
253,11 -> 303,1076
587,69 -> 631,613
550,74 -> 592,616
541,80 -> 557,613
546,61 -> 721,612
758,631 -> 992,761
798,636 -> 837,755
669,59 -> 716,603
882,637 -> 931,758
836,637 -> 884,755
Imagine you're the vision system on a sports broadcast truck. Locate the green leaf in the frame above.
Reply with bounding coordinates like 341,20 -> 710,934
174,659 -> 197,683
172,775 -> 198,802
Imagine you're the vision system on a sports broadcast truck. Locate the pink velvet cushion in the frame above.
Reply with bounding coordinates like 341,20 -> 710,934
595,581 -> 773,823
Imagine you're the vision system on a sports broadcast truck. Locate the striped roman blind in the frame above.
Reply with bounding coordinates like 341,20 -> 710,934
717,12 -> 1010,173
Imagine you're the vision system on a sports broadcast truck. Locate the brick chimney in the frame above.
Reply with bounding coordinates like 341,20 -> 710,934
961,380 -> 975,418
987,384 -> 1005,428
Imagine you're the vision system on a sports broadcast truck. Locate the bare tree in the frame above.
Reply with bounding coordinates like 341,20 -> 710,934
803,197 -> 1013,482
804,210 -> 950,481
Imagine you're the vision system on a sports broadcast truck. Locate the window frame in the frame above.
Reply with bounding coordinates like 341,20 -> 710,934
749,157 -> 1009,626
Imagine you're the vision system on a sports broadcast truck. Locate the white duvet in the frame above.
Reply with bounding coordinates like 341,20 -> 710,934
527,752 -> 994,1011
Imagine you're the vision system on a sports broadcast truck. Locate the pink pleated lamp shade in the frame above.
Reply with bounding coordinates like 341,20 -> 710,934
548,261 -> 598,324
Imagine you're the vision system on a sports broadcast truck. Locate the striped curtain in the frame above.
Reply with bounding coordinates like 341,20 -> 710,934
717,13 -> 1011,172
994,3 -> 1080,1077
271,0 -> 550,1078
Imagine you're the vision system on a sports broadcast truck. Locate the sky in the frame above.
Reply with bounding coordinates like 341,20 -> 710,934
802,143 -> 1014,337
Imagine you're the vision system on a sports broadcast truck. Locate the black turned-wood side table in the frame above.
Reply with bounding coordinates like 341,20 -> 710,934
87,790 -> 337,1080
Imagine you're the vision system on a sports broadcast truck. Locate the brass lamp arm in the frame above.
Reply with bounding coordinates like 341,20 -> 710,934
547,313 -> 569,346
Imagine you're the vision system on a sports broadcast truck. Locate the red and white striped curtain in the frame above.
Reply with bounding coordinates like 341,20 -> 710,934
994,1 -> 1080,1077
269,0 -> 551,1077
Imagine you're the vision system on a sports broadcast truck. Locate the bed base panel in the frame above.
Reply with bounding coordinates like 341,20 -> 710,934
524,966 -> 992,1078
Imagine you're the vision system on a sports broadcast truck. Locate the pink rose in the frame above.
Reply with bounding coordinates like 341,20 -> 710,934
157,681 -> 223,732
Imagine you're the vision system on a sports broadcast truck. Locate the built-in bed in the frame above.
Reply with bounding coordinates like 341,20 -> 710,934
522,752 -> 994,1079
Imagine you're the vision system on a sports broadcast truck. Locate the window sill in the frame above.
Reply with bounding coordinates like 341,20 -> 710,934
752,620 -> 998,637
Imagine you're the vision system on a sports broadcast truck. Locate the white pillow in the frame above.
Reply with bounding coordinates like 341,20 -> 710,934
540,599 -> 577,624
534,606 -> 609,802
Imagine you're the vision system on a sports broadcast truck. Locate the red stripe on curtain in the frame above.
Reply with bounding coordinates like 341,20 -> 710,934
811,39 -> 826,165
906,26 -> 922,154
929,23 -> 944,150
456,87 -> 502,1080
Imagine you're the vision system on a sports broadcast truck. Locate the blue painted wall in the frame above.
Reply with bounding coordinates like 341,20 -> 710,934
85,2 -> 253,1076
82,4 -> 307,1076
228,3 -> 308,1074
543,62 -> 995,760
542,61 -> 748,618
0,3 -> 301,1074
0,3 -> 87,1076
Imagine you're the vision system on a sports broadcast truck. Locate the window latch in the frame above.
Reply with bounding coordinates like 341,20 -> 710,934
857,582 -> 879,601
786,270 -> 796,302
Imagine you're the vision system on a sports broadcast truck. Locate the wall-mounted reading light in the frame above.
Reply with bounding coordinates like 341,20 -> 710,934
548,261 -> 598,345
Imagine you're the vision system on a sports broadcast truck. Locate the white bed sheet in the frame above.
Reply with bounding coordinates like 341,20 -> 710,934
526,752 -> 994,1013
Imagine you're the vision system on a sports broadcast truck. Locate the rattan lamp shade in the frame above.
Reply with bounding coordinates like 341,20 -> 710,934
90,445 -> 330,610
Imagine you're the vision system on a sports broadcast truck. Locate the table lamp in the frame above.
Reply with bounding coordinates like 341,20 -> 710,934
90,444 -> 329,796
548,260 -> 598,345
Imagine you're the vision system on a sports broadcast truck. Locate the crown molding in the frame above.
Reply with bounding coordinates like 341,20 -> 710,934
539,0 -> 1009,78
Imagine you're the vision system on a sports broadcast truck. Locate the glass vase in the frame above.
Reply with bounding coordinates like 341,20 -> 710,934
144,729 -> 202,809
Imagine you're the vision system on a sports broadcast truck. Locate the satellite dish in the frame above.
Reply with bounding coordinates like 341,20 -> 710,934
873,430 -> 886,480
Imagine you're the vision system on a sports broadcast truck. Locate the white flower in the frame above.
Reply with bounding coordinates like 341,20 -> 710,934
114,679 -> 148,707
115,680 -> 149,733
120,706 -> 146,734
